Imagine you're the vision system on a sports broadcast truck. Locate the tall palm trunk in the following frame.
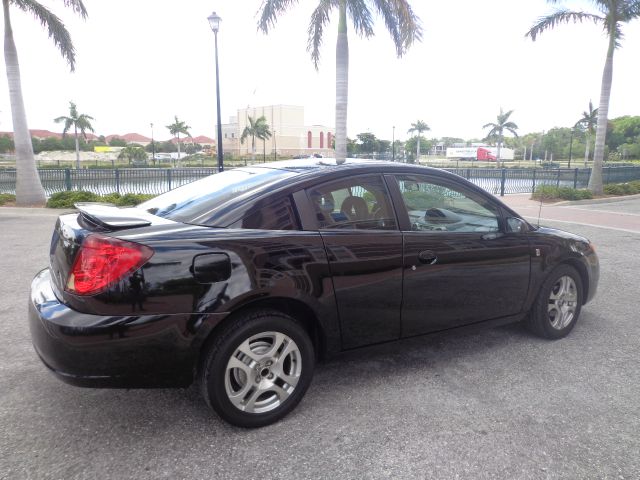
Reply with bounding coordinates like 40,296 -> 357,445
3,0 -> 46,206
497,134 -> 502,167
589,36 -> 615,194
584,133 -> 590,167
74,124 -> 80,169
251,135 -> 256,162
415,134 -> 420,164
335,1 -> 348,165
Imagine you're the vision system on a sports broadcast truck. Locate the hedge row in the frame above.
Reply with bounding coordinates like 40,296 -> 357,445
532,180 -> 640,201
46,191 -> 155,209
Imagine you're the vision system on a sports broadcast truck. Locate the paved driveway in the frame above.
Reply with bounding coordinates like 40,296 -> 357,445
1,202 -> 639,480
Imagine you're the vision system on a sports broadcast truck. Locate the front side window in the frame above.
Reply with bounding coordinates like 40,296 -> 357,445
307,175 -> 397,230
395,175 -> 499,233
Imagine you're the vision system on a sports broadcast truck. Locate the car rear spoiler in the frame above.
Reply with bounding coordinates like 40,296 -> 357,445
74,203 -> 153,230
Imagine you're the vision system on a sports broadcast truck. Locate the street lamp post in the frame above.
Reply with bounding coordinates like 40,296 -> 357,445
392,126 -> 395,161
208,11 -> 224,172
150,122 -> 156,166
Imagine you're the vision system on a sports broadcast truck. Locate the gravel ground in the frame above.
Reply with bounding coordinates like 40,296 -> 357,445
0,205 -> 638,480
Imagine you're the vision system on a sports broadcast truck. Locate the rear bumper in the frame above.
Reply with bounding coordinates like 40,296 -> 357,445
29,268 -> 223,388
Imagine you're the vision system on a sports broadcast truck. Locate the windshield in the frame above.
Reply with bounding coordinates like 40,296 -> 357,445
139,167 -> 298,225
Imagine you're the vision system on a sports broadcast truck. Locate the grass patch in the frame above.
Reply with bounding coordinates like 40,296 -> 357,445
532,185 -> 593,201
0,193 -> 16,205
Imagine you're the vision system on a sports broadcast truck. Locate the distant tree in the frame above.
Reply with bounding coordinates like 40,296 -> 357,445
118,145 -> 148,165
108,137 -> 126,147
576,101 -> 598,166
404,136 -> 431,162
0,135 -> 14,153
166,115 -> 191,161
526,0 -> 640,193
407,120 -> 430,163
241,116 -> 271,161
54,101 -> 95,169
356,132 -> 379,155
258,0 -> 422,164
483,108 -> 518,166
377,139 -> 391,154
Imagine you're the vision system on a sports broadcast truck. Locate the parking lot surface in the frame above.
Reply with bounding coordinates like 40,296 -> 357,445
1,202 -> 639,480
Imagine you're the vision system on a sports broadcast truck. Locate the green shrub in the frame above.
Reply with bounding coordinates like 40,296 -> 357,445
532,185 -> 592,201
532,185 -> 560,200
46,191 -> 100,208
46,191 -> 155,208
116,193 -> 155,206
0,193 -> 16,205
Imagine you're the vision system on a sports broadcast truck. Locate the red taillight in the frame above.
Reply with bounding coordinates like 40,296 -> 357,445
66,234 -> 154,296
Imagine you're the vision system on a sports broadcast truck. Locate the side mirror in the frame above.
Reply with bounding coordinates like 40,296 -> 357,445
506,217 -> 527,234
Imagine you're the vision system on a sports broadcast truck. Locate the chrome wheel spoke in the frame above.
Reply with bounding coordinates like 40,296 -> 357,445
224,330 -> 302,414
548,275 -> 578,330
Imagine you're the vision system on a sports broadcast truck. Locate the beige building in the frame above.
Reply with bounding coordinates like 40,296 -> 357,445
219,105 -> 334,157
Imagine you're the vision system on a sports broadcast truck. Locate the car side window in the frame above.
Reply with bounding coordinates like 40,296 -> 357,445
395,175 -> 499,233
230,196 -> 300,230
307,175 -> 397,230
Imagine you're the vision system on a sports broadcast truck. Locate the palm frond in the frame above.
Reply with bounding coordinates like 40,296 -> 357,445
60,0 -> 87,19
347,0 -> 374,38
482,122 -> 498,129
525,9 -> 603,41
372,0 -> 422,56
257,0 -> 300,33
307,0 -> 336,69
11,0 -> 84,71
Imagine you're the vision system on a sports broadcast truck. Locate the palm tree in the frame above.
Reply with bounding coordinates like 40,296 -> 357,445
576,100 -> 598,167
166,116 -> 191,164
525,0 -> 640,194
54,101 -> 95,170
258,0 -> 422,165
407,120 -> 430,163
482,108 -> 518,167
3,0 -> 88,206
241,116 -> 271,162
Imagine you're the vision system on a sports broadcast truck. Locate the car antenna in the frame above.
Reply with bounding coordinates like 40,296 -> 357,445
537,194 -> 543,227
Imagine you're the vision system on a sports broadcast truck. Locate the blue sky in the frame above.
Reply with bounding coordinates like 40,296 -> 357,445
1,0 -> 639,142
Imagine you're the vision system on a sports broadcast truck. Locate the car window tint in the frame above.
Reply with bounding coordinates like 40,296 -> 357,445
395,175 -> 499,233
138,167 -> 297,225
231,196 -> 299,230
307,175 -> 397,230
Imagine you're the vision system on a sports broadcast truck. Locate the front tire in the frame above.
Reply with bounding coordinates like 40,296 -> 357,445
526,264 -> 583,339
199,309 -> 315,428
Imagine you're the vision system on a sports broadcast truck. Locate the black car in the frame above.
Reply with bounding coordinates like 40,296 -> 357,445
29,159 -> 599,427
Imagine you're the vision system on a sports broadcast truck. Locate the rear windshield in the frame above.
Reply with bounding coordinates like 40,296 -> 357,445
139,167 -> 297,225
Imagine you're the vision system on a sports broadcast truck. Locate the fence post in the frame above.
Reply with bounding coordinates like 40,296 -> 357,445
64,169 -> 71,191
167,169 -> 172,191
466,168 -> 471,180
115,169 -> 120,195
605,167 -> 611,184
532,169 -> 536,193
556,169 -> 561,188
573,168 -> 578,189
500,169 -> 506,197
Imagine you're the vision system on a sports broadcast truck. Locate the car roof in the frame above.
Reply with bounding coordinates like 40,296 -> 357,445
255,158 -> 398,173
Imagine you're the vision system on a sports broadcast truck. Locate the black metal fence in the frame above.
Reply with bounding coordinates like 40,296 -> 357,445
1,166 -> 640,197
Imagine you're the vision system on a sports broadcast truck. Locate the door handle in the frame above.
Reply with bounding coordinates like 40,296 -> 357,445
418,250 -> 437,265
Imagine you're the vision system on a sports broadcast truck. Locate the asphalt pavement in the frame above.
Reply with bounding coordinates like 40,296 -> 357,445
1,201 -> 639,480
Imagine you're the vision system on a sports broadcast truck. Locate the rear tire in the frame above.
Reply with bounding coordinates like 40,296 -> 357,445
199,309 -> 315,428
526,264 -> 583,339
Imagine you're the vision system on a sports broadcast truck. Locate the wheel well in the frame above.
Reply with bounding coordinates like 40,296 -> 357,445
197,298 -> 326,371
562,258 -> 590,304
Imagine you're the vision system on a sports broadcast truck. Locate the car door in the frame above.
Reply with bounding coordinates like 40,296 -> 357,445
304,174 -> 403,349
388,173 -> 531,337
